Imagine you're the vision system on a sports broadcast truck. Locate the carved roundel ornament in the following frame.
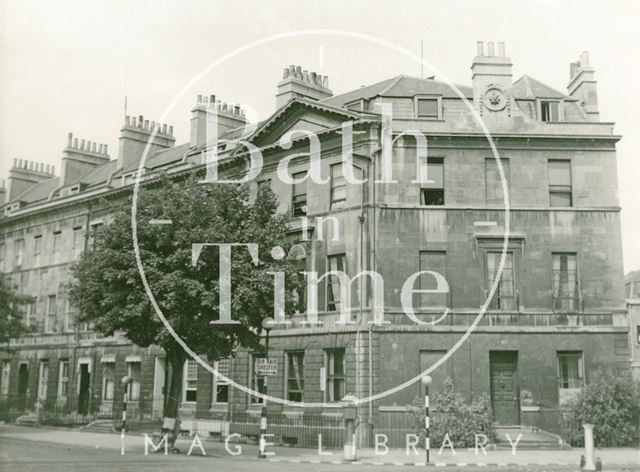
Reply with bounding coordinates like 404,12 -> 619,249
483,85 -> 508,111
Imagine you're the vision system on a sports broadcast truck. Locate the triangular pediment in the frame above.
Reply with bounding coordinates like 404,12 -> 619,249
247,98 -> 366,149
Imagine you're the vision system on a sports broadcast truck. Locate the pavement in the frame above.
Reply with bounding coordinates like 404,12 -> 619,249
0,424 -> 638,471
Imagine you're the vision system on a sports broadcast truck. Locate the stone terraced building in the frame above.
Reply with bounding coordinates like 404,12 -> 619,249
0,41 -> 630,445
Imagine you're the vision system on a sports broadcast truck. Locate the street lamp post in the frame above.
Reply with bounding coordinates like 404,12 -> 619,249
120,375 -> 131,455
258,317 -> 274,459
421,376 -> 433,465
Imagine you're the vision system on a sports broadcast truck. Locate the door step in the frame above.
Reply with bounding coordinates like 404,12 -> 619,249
495,426 -> 570,450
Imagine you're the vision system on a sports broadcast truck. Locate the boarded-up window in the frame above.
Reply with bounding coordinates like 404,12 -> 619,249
417,98 -> 439,119
330,164 -> 347,210
485,158 -> 510,206
418,251 -> 448,310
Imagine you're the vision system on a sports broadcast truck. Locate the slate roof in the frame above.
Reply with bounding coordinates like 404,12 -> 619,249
79,159 -> 118,186
12,177 -> 60,204
3,72 -> 590,210
625,270 -> 640,284
324,75 -> 473,107
510,75 -> 572,100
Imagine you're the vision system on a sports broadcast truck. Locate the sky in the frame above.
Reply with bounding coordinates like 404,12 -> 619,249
1,0 -> 639,271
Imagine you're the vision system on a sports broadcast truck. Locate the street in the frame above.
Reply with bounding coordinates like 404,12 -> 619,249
0,434 -> 638,472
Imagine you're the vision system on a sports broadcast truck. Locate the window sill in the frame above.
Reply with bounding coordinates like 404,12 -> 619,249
378,405 -> 410,412
209,403 -> 229,412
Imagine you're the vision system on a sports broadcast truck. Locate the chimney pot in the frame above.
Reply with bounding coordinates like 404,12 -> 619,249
487,42 -> 495,56
477,41 -> 484,56
162,123 -> 167,134
73,138 -> 78,148
295,65 -> 302,78
197,94 -> 203,105
169,125 -> 174,136
104,144 -> 109,155
498,42 -> 506,57
92,142 -> 97,153
67,132 -> 73,147
283,67 -> 289,79
80,139 -> 86,150
234,105 -> 240,115
138,115 -> 144,128
580,51 -> 590,67
303,70 -> 309,82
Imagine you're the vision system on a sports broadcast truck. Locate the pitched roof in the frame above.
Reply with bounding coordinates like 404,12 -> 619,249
510,75 -> 571,100
324,75 -> 473,107
625,270 -> 640,284
12,177 -> 60,204
78,159 -> 118,186
246,97 -> 367,146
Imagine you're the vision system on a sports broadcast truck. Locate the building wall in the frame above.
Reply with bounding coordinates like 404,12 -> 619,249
377,329 -> 629,433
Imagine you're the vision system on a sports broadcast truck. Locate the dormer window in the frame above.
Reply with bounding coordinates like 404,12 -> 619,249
416,97 -> 440,119
540,100 -> 561,122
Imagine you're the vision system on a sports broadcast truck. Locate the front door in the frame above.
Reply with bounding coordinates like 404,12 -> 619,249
17,363 -> 29,412
78,364 -> 90,415
490,351 -> 519,425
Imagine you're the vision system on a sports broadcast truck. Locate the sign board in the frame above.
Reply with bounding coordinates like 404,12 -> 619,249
255,358 -> 278,376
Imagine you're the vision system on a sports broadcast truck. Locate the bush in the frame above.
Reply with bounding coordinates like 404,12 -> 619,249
570,369 -> 640,447
409,378 -> 495,448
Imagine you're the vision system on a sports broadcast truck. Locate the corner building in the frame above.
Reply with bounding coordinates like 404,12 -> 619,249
0,42 -> 629,444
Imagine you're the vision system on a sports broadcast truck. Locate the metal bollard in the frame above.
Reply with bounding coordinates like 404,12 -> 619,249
421,376 -> 432,465
582,423 -> 596,471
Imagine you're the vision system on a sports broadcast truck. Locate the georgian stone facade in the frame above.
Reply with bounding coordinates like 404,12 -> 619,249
0,42 -> 629,440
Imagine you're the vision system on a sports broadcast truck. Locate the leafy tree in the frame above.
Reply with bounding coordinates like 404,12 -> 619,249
0,272 -> 30,343
70,174 -> 302,419
409,378 -> 495,448
571,369 -> 640,446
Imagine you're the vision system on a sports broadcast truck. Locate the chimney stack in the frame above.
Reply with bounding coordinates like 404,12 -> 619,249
61,132 -> 111,186
275,65 -> 333,109
190,94 -> 247,149
471,41 -> 513,108
6,158 -> 56,203
567,51 -> 599,121
118,115 -> 175,170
